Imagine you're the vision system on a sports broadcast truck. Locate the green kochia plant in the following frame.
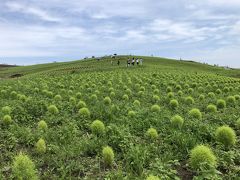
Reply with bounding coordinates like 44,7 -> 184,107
12,153 -> 38,180
215,126 -> 236,148
171,115 -> 184,128
102,146 -> 115,167
79,107 -> 91,118
189,108 -> 202,120
103,96 -> 112,105
47,105 -> 59,115
216,99 -> 226,109
206,104 -> 217,113
169,99 -> 179,109
90,120 -> 105,136
2,115 -> 12,124
146,128 -> 158,140
146,175 -> 160,180
38,120 -> 48,131
2,106 -> 12,115
151,105 -> 160,113
189,145 -> 217,171
35,138 -> 47,154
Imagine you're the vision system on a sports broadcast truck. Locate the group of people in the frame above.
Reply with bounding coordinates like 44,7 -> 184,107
127,57 -> 143,67
110,57 -> 143,67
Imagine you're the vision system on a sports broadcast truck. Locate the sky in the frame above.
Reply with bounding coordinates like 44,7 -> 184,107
0,0 -> 240,67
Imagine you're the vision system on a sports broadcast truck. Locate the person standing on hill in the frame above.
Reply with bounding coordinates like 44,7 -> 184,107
127,58 -> 131,67
132,58 -> 135,66
117,59 -> 120,66
136,58 -> 139,65
140,58 -> 143,65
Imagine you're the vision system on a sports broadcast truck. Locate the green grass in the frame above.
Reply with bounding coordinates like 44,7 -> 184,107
0,56 -> 239,179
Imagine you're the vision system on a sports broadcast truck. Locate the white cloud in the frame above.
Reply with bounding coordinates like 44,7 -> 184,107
5,1 -> 62,22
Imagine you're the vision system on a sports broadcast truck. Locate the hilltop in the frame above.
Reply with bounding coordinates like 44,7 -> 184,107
0,56 -> 240,79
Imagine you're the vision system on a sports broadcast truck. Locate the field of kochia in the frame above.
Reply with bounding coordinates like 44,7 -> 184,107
0,56 -> 239,179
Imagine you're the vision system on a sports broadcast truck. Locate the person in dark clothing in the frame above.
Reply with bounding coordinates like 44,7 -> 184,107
117,60 -> 120,66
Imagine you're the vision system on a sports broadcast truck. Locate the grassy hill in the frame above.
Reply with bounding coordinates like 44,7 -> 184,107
0,56 -> 239,179
0,56 -> 239,78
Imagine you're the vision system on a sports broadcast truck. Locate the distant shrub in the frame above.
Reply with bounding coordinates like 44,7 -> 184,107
217,99 -> 226,109
167,92 -> 174,99
208,92 -> 215,99
128,110 -> 136,118
166,86 -> 172,92
69,97 -> 77,105
35,138 -> 46,154
189,145 -> 216,171
185,96 -> 194,104
76,92 -> 82,99
138,91 -> 144,97
123,94 -> 129,100
126,89 -> 132,95
77,101 -> 87,109
133,100 -> 140,107
2,115 -> 12,124
223,87 -> 229,93
79,107 -> 90,118
91,120 -> 105,136
169,99 -> 179,109
234,95 -> 240,100
236,118 -> 240,129
12,153 -> 38,180
199,94 -> 205,101
153,95 -> 160,102
47,105 -> 59,115
215,126 -> 236,147
102,146 -> 114,166
216,89 -> 222,94
104,96 -> 112,105
146,128 -> 158,140
146,175 -> 160,180
227,96 -> 236,105
38,120 -> 48,131
171,115 -> 184,128
153,89 -> 159,95
54,95 -> 62,101
90,94 -> 98,101
176,85 -> 182,90
206,104 -> 217,113
177,90 -> 183,96
188,88 -> 194,94
110,91 -> 115,97
2,106 -> 11,115
189,108 -> 202,119
151,105 -> 160,113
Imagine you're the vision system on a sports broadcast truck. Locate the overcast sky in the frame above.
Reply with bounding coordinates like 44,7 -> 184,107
0,0 -> 240,67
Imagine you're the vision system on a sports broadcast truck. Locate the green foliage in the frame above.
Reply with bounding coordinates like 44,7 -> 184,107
146,128 -> 158,140
133,100 -> 141,107
47,105 -> 59,115
169,99 -> 179,109
215,126 -> 236,147
189,108 -> 202,119
103,96 -> 112,105
236,118 -> 240,129
35,138 -> 47,154
146,175 -> 160,180
189,145 -> 217,171
217,99 -> 226,109
151,104 -> 160,113
2,106 -> 12,115
79,107 -> 90,118
2,115 -> 12,124
185,96 -> 194,104
37,120 -> 48,131
77,100 -> 86,109
207,104 -> 217,113
128,110 -> 136,118
102,146 -> 114,166
171,115 -> 184,128
12,153 -> 38,180
90,120 -> 105,136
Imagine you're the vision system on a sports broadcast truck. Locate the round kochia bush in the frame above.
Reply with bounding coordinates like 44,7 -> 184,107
38,120 -> 48,131
189,145 -> 217,171
151,104 -> 160,113
102,146 -> 114,166
171,115 -> 184,128
2,106 -> 11,115
185,96 -> 194,104
146,128 -> 158,140
128,110 -> 136,118
215,126 -> 236,147
90,120 -> 105,136
206,104 -> 217,113
77,100 -> 86,109
217,99 -> 226,109
169,99 -> 179,109
79,107 -> 90,118
227,96 -> 236,105
133,100 -> 140,107
35,138 -> 46,154
12,153 -> 38,180
103,96 -> 112,105
146,175 -> 160,180
47,105 -> 59,115
189,108 -> 202,119
3,115 -> 12,124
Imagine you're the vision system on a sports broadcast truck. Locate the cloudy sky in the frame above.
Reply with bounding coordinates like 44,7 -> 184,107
0,0 -> 240,67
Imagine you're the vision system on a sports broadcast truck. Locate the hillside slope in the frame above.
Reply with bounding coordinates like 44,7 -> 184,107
0,56 -> 239,79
